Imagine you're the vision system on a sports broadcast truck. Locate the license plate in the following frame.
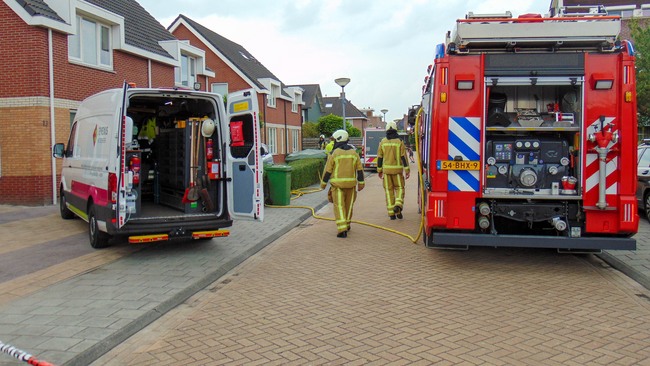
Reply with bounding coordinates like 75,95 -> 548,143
438,160 -> 480,170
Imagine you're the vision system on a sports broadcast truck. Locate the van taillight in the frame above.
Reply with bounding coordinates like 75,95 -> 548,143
109,173 -> 118,203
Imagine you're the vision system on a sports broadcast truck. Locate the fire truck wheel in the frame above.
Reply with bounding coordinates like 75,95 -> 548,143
645,193 -> 650,223
88,205 -> 111,249
422,228 -> 430,246
59,191 -> 75,220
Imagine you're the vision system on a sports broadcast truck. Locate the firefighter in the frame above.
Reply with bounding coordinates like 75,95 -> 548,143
318,134 -> 326,149
324,136 -> 335,154
377,121 -> 410,219
320,129 -> 365,238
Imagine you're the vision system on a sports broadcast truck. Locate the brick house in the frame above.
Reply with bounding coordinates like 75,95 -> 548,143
322,96 -> 368,134
288,84 -> 326,124
0,0 -> 212,205
168,15 -> 303,163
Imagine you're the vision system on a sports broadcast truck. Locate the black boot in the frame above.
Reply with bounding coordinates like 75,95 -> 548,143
337,231 -> 347,238
395,206 -> 403,219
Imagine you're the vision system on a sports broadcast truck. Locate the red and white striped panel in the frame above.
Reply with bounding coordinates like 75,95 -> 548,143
584,117 -> 618,196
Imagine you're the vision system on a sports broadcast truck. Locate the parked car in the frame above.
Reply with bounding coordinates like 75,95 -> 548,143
637,139 -> 650,222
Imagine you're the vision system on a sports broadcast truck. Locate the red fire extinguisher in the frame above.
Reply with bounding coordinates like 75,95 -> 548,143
130,155 -> 141,185
206,138 -> 214,161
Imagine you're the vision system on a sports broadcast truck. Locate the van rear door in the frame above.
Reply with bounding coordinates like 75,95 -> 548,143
226,89 -> 264,221
116,82 -> 129,229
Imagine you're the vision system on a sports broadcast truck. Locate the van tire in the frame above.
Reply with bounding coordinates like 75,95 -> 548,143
60,191 -> 75,220
88,205 -> 111,249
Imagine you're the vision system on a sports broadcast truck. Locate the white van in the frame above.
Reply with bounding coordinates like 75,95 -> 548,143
53,84 -> 264,248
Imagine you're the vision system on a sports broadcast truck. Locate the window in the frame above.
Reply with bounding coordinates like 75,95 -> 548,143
211,83 -> 228,96
292,129 -> 300,152
69,110 -> 77,127
175,54 -> 196,87
268,84 -> 280,108
267,127 -> 278,154
292,92 -> 302,113
68,16 -> 112,68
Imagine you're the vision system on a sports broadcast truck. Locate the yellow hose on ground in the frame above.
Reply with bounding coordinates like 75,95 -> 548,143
268,108 -> 427,245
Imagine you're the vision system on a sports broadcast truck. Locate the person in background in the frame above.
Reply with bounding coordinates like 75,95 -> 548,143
320,129 -> 365,238
377,121 -> 410,220
324,136 -> 335,154
319,135 -> 326,149
407,146 -> 415,163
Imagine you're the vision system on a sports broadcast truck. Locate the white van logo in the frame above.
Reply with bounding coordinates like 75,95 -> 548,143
93,125 -> 109,146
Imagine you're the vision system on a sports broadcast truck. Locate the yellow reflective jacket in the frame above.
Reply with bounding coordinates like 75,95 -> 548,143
377,137 -> 409,174
322,147 -> 365,189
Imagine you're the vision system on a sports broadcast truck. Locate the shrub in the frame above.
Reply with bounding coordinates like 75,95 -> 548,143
287,158 -> 326,189
262,158 -> 326,204
302,121 -> 320,137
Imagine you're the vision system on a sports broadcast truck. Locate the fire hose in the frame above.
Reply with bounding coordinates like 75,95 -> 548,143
268,107 -> 427,245
0,340 -> 54,366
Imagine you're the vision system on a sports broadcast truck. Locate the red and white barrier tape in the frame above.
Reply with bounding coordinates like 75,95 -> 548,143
0,340 -> 54,366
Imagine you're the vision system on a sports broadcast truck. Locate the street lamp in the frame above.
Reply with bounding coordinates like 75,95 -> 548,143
381,109 -> 388,125
335,77 -> 350,131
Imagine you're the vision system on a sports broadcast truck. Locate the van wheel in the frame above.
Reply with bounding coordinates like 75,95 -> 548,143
88,206 -> 111,249
60,192 -> 75,220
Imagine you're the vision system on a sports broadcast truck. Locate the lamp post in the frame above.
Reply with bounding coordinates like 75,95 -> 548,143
380,109 -> 388,126
335,77 -> 350,131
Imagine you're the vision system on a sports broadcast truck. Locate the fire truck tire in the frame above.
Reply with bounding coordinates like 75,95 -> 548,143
59,190 -> 75,220
422,228 -> 431,246
88,205 -> 111,249
643,192 -> 650,221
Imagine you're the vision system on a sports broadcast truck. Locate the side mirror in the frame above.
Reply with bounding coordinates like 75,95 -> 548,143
53,143 -> 65,158
260,145 -> 269,156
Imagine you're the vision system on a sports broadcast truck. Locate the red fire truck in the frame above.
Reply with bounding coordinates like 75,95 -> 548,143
417,6 -> 638,251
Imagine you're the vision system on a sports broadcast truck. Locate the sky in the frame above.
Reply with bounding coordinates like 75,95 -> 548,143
138,0 -> 547,123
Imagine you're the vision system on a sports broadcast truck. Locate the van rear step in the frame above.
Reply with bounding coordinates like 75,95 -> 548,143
129,230 -> 229,244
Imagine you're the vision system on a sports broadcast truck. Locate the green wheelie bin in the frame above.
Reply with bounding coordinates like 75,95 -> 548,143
265,165 -> 292,205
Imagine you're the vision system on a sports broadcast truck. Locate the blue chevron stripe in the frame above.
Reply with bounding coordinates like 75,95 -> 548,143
447,116 -> 481,192
448,131 -> 480,161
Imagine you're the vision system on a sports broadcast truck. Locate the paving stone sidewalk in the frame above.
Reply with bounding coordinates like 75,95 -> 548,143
1,178 -> 650,365
0,187 -> 328,366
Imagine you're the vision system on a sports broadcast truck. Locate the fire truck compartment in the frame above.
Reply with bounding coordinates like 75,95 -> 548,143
483,77 -> 582,199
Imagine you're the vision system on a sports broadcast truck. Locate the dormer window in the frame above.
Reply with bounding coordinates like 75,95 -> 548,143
68,15 -> 112,69
175,54 -> 196,87
292,91 -> 302,113
268,83 -> 280,108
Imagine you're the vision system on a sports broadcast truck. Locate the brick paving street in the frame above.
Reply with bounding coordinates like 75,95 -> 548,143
91,174 -> 650,366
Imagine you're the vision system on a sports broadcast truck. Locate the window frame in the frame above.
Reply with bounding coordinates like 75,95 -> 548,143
267,127 -> 278,154
68,15 -> 113,70
175,54 -> 197,87
292,129 -> 300,152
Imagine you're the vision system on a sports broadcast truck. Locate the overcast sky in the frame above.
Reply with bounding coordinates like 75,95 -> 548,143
138,0 -> 547,123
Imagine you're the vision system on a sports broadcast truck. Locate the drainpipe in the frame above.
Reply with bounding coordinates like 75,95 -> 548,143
49,29 -> 57,205
148,59 -> 152,87
284,100 -> 288,157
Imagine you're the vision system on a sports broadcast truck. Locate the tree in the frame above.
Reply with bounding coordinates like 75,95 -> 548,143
318,114 -> 345,136
302,121 -> 320,138
348,125 -> 361,137
630,18 -> 650,126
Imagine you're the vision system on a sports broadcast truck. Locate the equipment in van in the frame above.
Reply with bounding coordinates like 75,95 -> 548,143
53,84 -> 263,248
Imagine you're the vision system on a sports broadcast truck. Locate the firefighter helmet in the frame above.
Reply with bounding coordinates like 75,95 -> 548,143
332,129 -> 349,142
386,121 -> 397,131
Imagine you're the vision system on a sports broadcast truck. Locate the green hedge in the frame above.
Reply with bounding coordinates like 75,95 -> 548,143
287,158 -> 326,189
262,158 -> 326,204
